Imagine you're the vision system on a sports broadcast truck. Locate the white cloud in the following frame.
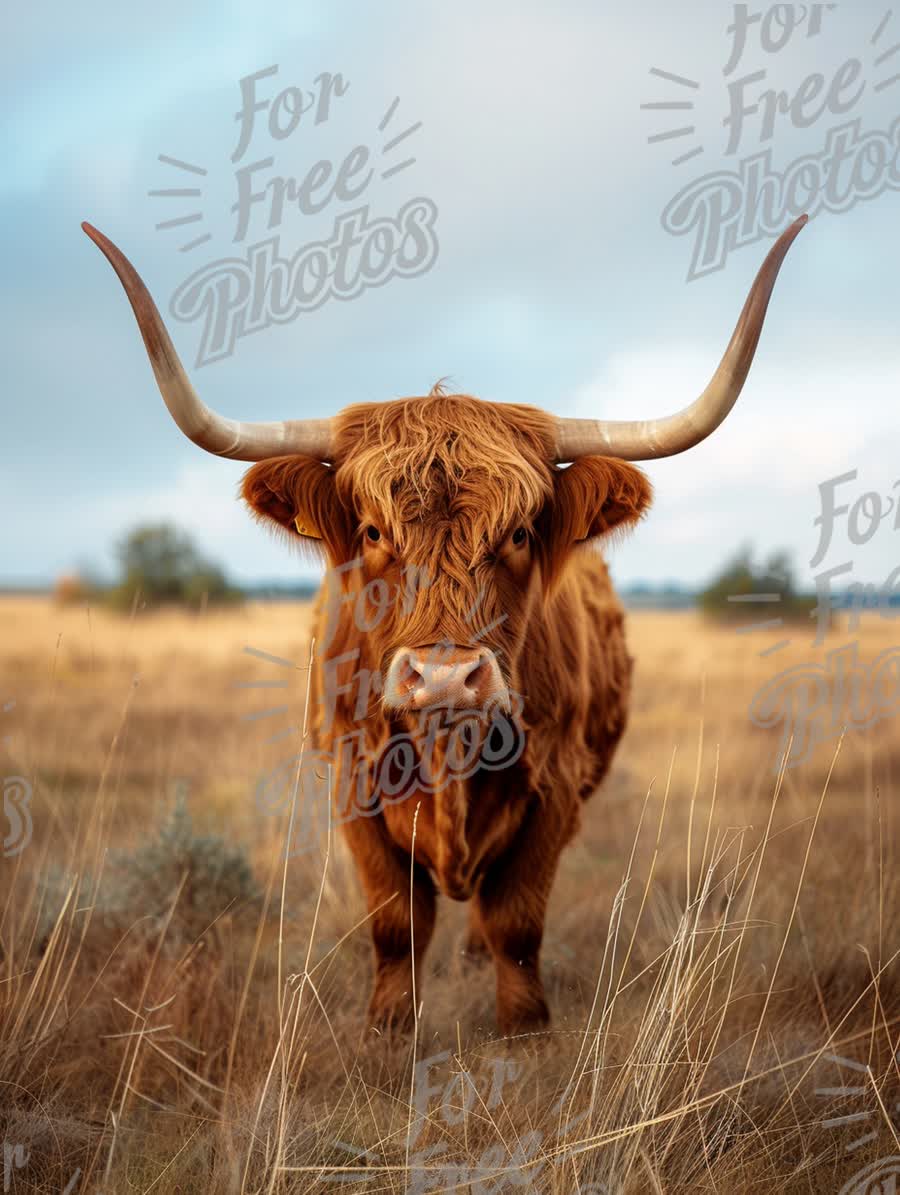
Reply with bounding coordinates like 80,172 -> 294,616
572,340 -> 900,585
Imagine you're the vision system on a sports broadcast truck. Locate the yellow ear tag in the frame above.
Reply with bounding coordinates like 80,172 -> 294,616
293,516 -> 322,539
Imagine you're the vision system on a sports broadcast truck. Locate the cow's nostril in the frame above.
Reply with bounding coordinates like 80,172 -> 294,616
397,653 -> 424,695
465,660 -> 489,693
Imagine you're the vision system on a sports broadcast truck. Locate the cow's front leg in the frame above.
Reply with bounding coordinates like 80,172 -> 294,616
369,861 -> 436,1029
462,901 -> 490,960
476,796 -> 578,1036
341,814 -> 436,1031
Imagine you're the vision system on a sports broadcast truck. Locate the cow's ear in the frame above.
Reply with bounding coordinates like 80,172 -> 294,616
541,457 -> 652,589
552,457 -> 653,541
241,456 -> 352,560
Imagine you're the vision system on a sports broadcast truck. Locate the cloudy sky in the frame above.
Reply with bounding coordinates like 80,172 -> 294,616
4,0 -> 900,594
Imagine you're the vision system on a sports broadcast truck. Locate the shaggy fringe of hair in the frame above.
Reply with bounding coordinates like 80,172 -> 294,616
239,392 -> 653,580
331,393 -> 559,548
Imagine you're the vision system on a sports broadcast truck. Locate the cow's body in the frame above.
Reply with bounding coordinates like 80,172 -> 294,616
298,395 -> 642,1033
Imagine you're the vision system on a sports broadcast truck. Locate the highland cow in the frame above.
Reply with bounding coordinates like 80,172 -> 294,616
82,215 -> 806,1034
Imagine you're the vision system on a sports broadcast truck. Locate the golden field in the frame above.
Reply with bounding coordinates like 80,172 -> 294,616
1,594 -> 899,1194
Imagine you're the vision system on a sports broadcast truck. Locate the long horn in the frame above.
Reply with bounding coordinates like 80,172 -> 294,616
553,215 -> 807,462
82,223 -> 333,461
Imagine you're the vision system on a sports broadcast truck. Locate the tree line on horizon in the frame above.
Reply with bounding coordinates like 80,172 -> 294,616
43,523 -> 830,621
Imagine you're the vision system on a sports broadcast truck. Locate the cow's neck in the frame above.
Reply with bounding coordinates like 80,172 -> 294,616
379,720 -> 531,900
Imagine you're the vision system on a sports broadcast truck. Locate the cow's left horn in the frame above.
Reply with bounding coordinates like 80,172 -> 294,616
82,223 -> 334,461
553,215 -> 807,463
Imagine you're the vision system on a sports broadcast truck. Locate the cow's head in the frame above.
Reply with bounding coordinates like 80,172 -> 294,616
81,217 -> 806,714
240,390 -> 654,713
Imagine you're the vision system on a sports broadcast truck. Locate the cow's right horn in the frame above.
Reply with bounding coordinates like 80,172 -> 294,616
82,223 -> 334,462
553,215 -> 808,463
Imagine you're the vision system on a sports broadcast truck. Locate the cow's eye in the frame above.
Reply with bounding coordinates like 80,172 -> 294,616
511,527 -> 528,546
365,526 -> 382,543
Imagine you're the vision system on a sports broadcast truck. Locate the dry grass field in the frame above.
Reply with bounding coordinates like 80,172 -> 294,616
1,594 -> 899,1193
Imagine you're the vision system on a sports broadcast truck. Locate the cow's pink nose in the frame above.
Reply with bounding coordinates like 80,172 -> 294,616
385,646 -> 509,711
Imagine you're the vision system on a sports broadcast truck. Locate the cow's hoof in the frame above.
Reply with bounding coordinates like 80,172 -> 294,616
368,998 -> 416,1037
497,997 -> 551,1038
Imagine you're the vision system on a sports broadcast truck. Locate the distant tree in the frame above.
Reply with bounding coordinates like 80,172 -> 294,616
698,544 -> 755,615
53,559 -> 107,606
53,572 -> 94,606
699,545 -> 818,624
107,523 -> 242,612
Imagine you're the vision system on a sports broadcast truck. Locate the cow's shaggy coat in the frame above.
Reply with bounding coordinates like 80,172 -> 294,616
243,389 -> 652,1033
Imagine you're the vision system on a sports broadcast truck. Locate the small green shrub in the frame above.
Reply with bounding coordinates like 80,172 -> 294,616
37,791 -> 261,952
104,792 -> 261,946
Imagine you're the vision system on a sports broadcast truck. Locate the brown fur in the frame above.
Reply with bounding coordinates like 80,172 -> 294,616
242,390 -> 652,1034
